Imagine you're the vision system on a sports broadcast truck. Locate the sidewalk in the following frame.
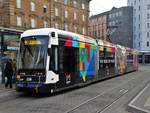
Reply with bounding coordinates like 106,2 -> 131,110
128,84 -> 150,113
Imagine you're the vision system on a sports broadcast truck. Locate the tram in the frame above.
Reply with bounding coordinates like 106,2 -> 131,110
16,28 -> 138,93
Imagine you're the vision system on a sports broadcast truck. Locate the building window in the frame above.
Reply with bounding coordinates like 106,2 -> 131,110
64,0 -> 68,5
112,21 -> 115,26
139,33 -> 140,39
55,8 -> 58,16
82,14 -> 85,22
31,18 -> 36,28
147,42 -> 149,47
17,16 -> 22,26
44,21 -> 48,28
109,14 -> 112,19
134,9 -> 136,14
65,10 -> 68,18
134,0 -> 136,5
139,14 -> 140,20
147,32 -> 149,38
43,5 -> 47,13
139,6 -> 140,11
147,23 -> 150,28
134,26 -> 136,31
134,17 -> 136,22
116,12 -> 119,17
111,13 -> 114,18
82,27 -> 85,35
0,0 -> 4,7
64,23 -> 68,30
119,11 -> 122,16
82,3 -> 85,9
148,4 -> 150,10
147,14 -> 150,19
74,25 -> 77,33
73,0 -> 77,7
16,0 -> 21,8
55,23 -> 59,29
109,22 -> 112,26
74,12 -> 77,20
31,1 -> 35,11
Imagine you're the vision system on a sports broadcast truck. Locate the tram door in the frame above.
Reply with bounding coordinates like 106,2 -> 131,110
58,46 -> 79,88
99,48 -> 115,78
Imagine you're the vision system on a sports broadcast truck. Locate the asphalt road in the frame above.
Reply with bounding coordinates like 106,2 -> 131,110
0,65 -> 150,113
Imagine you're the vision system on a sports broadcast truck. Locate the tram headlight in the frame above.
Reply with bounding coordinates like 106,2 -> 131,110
16,75 -> 21,80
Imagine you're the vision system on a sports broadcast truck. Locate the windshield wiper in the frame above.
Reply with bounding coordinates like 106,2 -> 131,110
22,39 -> 33,57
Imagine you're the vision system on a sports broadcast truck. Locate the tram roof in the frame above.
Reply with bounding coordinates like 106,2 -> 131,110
21,28 -> 97,45
21,28 -> 56,37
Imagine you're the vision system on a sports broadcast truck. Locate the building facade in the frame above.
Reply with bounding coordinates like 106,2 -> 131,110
0,0 -> 51,30
128,0 -> 150,63
88,13 -> 107,40
0,0 -> 91,35
0,0 -> 91,61
51,0 -> 91,35
88,7 -> 133,48
108,7 -> 133,48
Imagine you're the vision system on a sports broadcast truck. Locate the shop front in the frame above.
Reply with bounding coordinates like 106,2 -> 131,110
138,51 -> 150,64
0,27 -> 23,83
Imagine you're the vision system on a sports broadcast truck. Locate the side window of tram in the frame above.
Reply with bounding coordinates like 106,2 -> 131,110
99,51 -> 115,69
99,51 -> 104,69
127,54 -> 133,63
106,52 -> 115,67
49,46 -> 58,72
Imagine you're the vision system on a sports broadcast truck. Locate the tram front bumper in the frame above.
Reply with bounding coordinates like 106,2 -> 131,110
16,82 -> 52,93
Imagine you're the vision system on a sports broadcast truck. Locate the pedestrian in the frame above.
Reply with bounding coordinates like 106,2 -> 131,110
4,59 -> 13,88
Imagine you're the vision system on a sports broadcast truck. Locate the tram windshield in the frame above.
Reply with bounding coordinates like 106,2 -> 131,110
18,36 -> 49,69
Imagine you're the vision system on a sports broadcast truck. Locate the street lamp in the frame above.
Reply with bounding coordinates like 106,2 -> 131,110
106,25 -> 118,43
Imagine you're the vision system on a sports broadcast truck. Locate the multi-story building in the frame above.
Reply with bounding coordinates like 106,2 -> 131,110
0,0 -> 91,60
52,0 -> 91,35
88,12 -> 107,41
0,0 -> 91,35
108,7 -> 133,48
0,0 -> 51,30
88,7 -> 133,48
128,0 -> 150,63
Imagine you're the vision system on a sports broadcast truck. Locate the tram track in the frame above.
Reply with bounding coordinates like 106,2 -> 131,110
64,70 -> 150,113
0,67 -> 149,113
97,83 -> 148,113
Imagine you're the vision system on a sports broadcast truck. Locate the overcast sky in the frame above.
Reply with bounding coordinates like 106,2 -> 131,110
90,0 -> 127,16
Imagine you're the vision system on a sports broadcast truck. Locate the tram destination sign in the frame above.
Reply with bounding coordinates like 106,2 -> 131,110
24,40 -> 42,45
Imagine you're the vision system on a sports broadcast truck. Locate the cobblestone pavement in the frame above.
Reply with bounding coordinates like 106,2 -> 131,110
0,65 -> 149,113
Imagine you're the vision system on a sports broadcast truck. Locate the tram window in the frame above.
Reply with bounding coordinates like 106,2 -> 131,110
49,46 -> 58,72
99,51 -> 115,69
58,46 -> 64,71
51,32 -> 55,37
127,54 -> 133,63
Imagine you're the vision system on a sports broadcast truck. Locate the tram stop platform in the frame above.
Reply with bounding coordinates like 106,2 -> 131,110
128,84 -> 150,113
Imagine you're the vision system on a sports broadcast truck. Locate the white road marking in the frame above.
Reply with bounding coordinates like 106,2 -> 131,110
128,84 -> 150,113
